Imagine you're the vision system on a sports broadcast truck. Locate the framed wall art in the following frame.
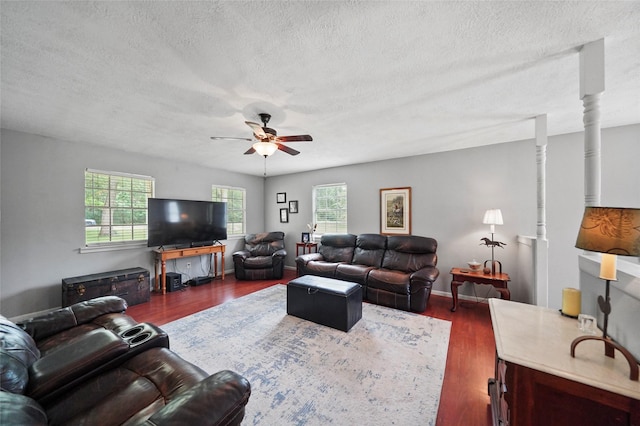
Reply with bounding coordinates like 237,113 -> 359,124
380,187 -> 411,235
289,200 -> 298,213
277,192 -> 286,203
280,208 -> 289,223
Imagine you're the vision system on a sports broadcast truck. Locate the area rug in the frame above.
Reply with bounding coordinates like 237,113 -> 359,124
161,284 -> 451,425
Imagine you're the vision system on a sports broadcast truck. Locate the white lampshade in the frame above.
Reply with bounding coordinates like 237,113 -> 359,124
483,209 -> 503,233
253,141 -> 278,157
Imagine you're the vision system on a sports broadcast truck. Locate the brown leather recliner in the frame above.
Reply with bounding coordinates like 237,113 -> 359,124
233,231 -> 287,280
1,296 -> 251,425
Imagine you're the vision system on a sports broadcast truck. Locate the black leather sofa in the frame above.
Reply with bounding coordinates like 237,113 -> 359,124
295,233 -> 439,313
233,231 -> 287,280
1,296 -> 251,425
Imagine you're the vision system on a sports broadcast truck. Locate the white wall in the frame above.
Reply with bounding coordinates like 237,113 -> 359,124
1,124 -> 638,318
0,129 -> 266,317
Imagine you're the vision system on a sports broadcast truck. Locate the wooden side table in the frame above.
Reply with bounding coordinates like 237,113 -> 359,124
296,242 -> 318,256
450,267 -> 510,312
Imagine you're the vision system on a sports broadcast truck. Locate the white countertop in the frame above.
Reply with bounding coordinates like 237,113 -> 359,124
489,298 -> 640,400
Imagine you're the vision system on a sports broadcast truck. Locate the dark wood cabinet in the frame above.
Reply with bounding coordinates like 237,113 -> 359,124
489,299 -> 640,426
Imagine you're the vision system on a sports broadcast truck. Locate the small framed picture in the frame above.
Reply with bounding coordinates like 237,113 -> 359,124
277,192 -> 286,203
301,232 -> 310,243
280,208 -> 289,223
289,200 -> 298,213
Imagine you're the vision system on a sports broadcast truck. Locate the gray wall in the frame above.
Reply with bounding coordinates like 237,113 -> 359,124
1,124 -> 639,317
0,129 -> 266,317
266,124 -> 639,308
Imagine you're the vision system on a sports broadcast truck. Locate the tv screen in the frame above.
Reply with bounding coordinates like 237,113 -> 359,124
147,198 -> 227,248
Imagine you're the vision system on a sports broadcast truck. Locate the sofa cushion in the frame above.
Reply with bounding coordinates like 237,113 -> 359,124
0,315 -> 40,394
319,234 -> 357,263
381,236 -> 438,272
0,391 -> 47,425
245,232 -> 285,257
352,233 -> 387,267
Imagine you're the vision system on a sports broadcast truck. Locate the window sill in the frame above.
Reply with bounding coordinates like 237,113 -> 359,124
80,242 -> 149,254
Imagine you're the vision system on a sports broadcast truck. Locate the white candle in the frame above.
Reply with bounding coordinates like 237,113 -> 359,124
599,253 -> 617,281
561,288 -> 581,317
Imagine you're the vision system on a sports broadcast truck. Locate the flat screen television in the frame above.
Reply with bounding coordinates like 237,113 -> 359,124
147,198 -> 227,248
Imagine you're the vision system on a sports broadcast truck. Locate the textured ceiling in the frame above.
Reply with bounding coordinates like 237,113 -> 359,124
1,1 -> 639,177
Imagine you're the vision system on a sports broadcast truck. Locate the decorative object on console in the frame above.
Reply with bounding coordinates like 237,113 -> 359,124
301,232 -> 310,243
561,287 -> 581,318
380,187 -> 412,235
481,208 -> 505,274
467,259 -> 481,271
572,206 -> 640,381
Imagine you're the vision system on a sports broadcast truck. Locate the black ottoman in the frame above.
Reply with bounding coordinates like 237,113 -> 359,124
287,275 -> 362,332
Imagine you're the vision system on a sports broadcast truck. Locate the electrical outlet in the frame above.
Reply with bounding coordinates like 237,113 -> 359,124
186,262 -> 191,269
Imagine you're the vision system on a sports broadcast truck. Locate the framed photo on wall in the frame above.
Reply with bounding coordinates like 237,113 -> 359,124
380,187 -> 411,235
280,208 -> 289,223
289,200 -> 298,213
277,192 -> 286,203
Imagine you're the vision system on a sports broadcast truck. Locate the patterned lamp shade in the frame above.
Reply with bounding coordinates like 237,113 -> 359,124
575,207 -> 640,256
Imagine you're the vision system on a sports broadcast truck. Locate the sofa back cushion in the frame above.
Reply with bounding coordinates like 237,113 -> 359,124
1,316 -> 40,394
352,234 -> 387,267
381,236 -> 438,272
319,234 -> 357,263
245,232 -> 285,256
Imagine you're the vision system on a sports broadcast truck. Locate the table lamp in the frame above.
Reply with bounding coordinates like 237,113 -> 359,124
482,209 -> 504,274
572,206 -> 640,381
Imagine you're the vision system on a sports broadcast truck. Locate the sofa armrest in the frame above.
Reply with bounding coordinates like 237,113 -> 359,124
18,296 -> 128,341
232,250 -> 251,261
27,329 -> 129,401
410,266 -> 440,285
295,252 -> 324,264
142,370 -> 251,426
273,248 -> 287,258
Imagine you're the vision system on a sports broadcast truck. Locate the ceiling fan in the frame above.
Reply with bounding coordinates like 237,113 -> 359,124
211,113 -> 313,157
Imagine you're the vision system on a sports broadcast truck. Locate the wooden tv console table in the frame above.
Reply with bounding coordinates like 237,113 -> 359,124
153,245 -> 225,294
488,298 -> 640,426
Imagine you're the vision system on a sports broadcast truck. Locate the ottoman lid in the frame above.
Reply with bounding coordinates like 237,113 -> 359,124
289,276 -> 361,296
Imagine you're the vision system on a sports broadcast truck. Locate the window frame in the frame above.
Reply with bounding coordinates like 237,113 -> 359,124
82,168 -> 155,252
212,185 -> 246,237
312,183 -> 348,237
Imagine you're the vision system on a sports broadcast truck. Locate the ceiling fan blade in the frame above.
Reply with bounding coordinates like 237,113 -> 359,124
276,143 -> 300,156
245,121 -> 267,139
276,134 -> 313,142
210,136 -> 253,141
244,147 -> 256,155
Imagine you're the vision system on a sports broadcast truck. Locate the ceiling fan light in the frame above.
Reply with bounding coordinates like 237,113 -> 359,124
252,141 -> 278,157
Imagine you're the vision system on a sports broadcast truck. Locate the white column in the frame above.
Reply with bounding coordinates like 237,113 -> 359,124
580,39 -> 605,207
534,115 -> 549,307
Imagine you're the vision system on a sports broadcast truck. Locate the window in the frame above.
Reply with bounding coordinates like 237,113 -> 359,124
212,185 -> 246,236
313,183 -> 347,234
84,169 -> 154,247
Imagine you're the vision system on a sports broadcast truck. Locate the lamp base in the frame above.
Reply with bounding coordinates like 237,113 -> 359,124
570,335 -> 639,381
483,259 -> 502,275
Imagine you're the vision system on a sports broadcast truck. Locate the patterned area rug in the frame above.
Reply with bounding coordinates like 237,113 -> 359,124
161,284 -> 451,425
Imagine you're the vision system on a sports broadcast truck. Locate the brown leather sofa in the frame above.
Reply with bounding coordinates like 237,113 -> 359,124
233,231 -> 287,280
295,233 -> 439,313
1,296 -> 251,425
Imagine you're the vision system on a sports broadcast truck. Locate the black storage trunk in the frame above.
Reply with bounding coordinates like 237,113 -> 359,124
62,267 -> 150,307
287,275 -> 362,332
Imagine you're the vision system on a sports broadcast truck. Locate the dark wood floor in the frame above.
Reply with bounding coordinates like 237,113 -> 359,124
127,269 -> 495,426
